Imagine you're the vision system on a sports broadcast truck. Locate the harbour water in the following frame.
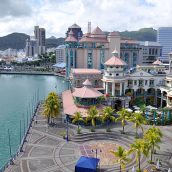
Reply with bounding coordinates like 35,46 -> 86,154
0,74 -> 68,167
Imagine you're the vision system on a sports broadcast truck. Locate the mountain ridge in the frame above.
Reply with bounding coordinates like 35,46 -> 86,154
0,28 -> 157,50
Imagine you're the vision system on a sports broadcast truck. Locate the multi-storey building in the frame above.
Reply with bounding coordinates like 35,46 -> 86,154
65,25 -> 120,77
157,27 -> 172,63
55,45 -> 65,64
139,41 -> 162,64
120,39 -> 141,70
25,26 -> 46,58
66,23 -> 83,40
102,50 -> 169,108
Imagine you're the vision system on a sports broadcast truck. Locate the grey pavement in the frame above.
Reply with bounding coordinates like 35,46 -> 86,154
4,105 -> 172,172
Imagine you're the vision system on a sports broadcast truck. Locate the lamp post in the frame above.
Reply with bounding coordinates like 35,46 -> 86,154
66,115 -> 69,142
92,148 -> 102,170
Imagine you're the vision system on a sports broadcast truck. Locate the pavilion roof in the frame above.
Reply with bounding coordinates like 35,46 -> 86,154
104,56 -> 127,66
62,90 -> 104,117
72,86 -> 103,98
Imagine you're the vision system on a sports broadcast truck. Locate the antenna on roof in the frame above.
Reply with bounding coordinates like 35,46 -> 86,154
88,21 -> 91,33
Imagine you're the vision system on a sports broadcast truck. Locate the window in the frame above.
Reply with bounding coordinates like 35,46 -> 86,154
149,80 -> 154,86
87,50 -> 93,68
100,49 -> 105,69
109,73 -> 112,76
139,80 -> 143,86
145,80 -> 147,85
134,80 -> 137,85
116,73 -> 119,76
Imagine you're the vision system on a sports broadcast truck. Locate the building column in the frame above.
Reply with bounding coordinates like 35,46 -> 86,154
106,82 -> 109,94
154,89 -> 157,106
112,82 -> 115,96
167,96 -> 169,107
120,83 -> 122,96
103,82 -> 106,90
144,89 -> 147,102
160,91 -> 163,108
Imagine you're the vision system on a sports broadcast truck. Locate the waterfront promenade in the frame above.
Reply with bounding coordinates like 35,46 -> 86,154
4,104 -> 172,172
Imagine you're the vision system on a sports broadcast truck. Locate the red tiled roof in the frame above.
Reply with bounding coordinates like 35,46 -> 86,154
152,59 -> 163,65
83,79 -> 92,86
65,30 -> 77,42
91,26 -> 106,38
104,56 -> 127,66
72,68 -> 101,75
62,90 -> 104,117
72,86 -> 103,98
79,36 -> 108,43
108,32 -> 120,36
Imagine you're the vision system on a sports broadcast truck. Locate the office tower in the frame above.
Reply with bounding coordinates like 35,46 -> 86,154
157,27 -> 172,63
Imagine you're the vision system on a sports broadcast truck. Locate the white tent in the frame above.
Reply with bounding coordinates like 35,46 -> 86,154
126,108 -> 133,112
156,159 -> 160,170
132,166 -> 135,172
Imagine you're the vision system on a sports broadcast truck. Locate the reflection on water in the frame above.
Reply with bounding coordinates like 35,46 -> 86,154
0,74 -> 68,167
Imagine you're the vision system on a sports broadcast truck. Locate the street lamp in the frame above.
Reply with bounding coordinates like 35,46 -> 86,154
66,115 -> 69,142
92,148 -> 102,170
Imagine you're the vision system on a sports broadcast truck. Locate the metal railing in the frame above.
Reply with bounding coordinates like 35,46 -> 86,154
0,102 -> 40,172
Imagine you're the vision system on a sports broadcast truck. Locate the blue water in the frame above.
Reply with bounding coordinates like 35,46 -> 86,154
0,74 -> 68,167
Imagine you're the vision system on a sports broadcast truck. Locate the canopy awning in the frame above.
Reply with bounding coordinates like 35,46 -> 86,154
75,156 -> 100,172
53,62 -> 66,68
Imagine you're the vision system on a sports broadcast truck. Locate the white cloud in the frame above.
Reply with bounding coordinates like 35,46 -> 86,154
0,0 -> 172,37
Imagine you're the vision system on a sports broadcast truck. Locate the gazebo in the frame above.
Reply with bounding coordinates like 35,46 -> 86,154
72,79 -> 103,106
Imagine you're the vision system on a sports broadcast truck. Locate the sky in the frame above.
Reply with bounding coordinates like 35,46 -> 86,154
0,0 -> 172,38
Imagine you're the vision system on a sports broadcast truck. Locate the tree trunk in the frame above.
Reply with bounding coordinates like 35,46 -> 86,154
136,127 -> 138,137
151,148 -> 153,162
120,164 -> 122,172
139,155 -> 141,171
122,125 -> 125,134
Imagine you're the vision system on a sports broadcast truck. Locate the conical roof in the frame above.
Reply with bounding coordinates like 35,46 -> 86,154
69,23 -> 81,29
65,30 -> 77,42
82,79 -> 92,86
91,26 -> 106,38
105,56 -> 127,66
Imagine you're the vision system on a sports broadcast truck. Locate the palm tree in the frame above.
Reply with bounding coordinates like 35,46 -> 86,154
128,112 -> 146,137
72,112 -> 83,134
102,107 -> 115,131
43,92 -> 60,124
116,108 -> 131,134
86,106 -> 99,132
111,146 -> 130,172
129,139 -> 149,172
144,126 -> 162,162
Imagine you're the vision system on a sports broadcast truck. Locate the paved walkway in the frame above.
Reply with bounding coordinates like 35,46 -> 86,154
4,105 -> 172,172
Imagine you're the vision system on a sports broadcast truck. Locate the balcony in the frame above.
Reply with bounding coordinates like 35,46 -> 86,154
149,84 -> 155,87
127,84 -> 133,88
138,84 -> 144,87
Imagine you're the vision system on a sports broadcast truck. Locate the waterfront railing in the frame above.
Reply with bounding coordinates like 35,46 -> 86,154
0,102 -> 40,172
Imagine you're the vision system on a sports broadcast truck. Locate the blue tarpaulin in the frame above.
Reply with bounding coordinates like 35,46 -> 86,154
75,156 -> 100,172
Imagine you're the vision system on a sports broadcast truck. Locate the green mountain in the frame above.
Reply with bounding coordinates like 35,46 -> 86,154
119,28 -> 157,41
0,33 -> 29,50
0,28 -> 157,50
0,33 -> 65,50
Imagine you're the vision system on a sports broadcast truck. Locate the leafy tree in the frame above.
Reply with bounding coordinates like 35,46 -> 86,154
43,92 -> 60,124
116,108 -> 131,134
111,146 -> 130,172
144,126 -> 162,162
101,107 -> 115,131
128,112 -> 146,137
86,106 -> 99,132
129,139 -> 149,172
72,112 -> 83,134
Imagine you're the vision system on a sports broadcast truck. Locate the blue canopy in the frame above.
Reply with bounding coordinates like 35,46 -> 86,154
53,62 -> 66,68
75,156 -> 100,172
